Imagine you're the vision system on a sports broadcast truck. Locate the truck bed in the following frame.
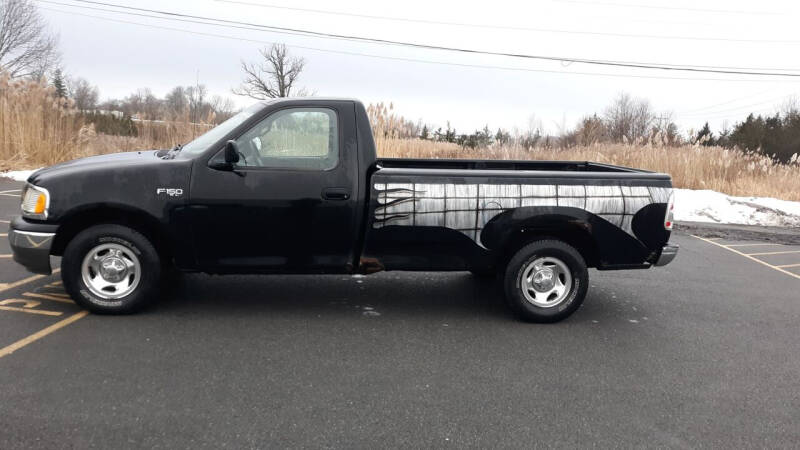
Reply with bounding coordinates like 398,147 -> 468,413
373,158 -> 670,182
376,158 -> 651,173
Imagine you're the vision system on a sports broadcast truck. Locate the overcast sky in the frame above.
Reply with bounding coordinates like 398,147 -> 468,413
37,0 -> 800,134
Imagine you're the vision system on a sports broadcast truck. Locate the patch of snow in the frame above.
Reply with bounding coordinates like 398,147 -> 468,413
674,189 -> 800,227
0,168 -> 41,182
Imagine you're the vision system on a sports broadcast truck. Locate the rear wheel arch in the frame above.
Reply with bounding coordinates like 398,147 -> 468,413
495,220 -> 600,269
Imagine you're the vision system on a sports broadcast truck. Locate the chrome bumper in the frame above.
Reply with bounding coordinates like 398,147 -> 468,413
8,228 -> 56,275
655,244 -> 679,267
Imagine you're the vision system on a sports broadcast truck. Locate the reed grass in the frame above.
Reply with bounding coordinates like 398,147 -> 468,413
376,137 -> 800,201
2,77 -> 798,201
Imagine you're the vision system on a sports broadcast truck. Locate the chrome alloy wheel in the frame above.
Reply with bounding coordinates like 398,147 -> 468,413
81,243 -> 141,300
520,256 -> 572,307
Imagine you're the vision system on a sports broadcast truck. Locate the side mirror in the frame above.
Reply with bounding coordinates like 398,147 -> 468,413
224,140 -> 240,164
208,140 -> 240,171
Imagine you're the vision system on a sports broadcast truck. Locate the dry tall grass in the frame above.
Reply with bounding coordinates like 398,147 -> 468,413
0,75 -> 209,168
0,73 -> 89,166
376,137 -> 800,201
2,77 -> 799,201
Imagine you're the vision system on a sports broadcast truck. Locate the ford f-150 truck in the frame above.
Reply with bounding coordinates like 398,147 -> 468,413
8,98 -> 677,322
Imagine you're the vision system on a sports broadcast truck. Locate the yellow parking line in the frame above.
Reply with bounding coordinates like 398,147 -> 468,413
693,236 -> 800,280
0,311 -> 89,359
0,269 -> 61,294
725,243 -> 782,248
776,263 -> 800,269
746,250 -> 800,256
0,233 -> 6,237
0,255 -> 11,258
0,305 -> 63,316
23,292 -> 74,304
0,220 -> 10,224
39,291 -> 70,299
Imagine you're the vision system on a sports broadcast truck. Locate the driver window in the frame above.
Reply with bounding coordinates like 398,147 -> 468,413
234,107 -> 338,170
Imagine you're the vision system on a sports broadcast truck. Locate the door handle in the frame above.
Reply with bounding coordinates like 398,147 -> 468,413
322,188 -> 350,201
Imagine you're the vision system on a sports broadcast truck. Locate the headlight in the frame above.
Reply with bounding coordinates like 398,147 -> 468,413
21,184 -> 50,219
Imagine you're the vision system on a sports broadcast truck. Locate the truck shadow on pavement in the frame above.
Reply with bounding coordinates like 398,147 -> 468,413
150,272 -> 616,324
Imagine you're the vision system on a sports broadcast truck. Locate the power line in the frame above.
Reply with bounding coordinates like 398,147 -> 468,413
680,95 -> 796,118
701,105 -> 782,122
216,0 -> 800,46
677,88 -> 777,114
43,0 -> 800,77
553,0 -> 783,16
216,0 -> 736,29
37,5 -> 800,85
53,0 -> 800,73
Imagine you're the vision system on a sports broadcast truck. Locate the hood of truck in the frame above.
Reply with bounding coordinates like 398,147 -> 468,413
26,150 -> 194,222
28,150 -> 164,184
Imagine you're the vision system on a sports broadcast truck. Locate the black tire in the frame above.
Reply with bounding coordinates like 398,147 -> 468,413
61,224 -> 161,314
503,239 -> 588,323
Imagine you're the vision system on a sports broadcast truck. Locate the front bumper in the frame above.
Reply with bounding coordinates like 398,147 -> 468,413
8,216 -> 58,275
654,243 -> 679,267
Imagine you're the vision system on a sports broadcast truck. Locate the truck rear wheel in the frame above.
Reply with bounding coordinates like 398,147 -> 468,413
61,224 -> 161,314
503,239 -> 588,323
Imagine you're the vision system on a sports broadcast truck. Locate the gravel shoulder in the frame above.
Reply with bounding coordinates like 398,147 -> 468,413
675,220 -> 800,245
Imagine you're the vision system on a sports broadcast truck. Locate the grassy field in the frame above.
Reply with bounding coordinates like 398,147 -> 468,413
2,75 -> 799,201
377,137 -> 800,201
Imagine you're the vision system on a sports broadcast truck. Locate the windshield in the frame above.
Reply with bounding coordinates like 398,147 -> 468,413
179,102 -> 265,155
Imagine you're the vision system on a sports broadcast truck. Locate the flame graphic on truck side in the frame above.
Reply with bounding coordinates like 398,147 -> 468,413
373,182 -> 671,247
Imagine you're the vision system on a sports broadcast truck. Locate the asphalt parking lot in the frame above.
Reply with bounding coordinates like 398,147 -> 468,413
1,178 -> 799,448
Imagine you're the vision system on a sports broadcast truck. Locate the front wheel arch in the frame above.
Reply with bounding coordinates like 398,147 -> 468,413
51,205 -> 172,266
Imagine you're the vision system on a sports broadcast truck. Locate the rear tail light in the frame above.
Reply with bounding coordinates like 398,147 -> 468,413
664,192 -> 674,230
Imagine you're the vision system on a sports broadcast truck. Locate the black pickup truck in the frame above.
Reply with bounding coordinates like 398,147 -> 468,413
9,98 -> 677,322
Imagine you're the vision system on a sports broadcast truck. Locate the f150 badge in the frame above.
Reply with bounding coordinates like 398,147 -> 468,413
156,188 -> 183,197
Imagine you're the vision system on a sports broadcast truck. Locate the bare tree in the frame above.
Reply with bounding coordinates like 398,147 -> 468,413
164,86 -> 188,118
123,88 -> 161,120
186,84 -> 208,122
68,77 -> 99,111
233,44 -> 307,99
572,114 -> 607,146
651,112 -> 680,145
210,95 -> 236,122
604,93 -> 655,144
0,0 -> 60,78
780,95 -> 799,117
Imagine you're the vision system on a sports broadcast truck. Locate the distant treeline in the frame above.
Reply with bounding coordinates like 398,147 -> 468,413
59,74 -> 800,165
695,112 -> 800,163
403,94 -> 798,164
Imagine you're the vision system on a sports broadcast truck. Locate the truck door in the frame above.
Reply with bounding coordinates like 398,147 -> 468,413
188,101 -> 360,273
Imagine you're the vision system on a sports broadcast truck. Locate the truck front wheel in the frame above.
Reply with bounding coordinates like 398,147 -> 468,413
503,239 -> 588,323
61,224 -> 161,314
